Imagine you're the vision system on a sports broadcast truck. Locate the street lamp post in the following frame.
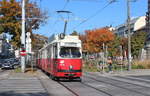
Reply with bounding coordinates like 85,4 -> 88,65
21,0 -> 26,73
127,0 -> 132,71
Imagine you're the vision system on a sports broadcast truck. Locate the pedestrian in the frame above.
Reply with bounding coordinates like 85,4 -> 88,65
107,57 -> 113,73
98,59 -> 103,70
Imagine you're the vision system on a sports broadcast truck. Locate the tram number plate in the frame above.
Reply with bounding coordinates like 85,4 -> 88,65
68,74 -> 75,76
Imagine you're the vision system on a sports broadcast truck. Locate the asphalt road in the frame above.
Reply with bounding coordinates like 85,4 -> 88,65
58,72 -> 150,96
82,73 -> 150,96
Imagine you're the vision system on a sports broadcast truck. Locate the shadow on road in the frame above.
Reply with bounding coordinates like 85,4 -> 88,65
0,91 -> 49,96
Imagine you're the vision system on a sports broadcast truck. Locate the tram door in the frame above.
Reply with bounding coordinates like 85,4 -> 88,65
52,43 -> 58,74
47,46 -> 51,72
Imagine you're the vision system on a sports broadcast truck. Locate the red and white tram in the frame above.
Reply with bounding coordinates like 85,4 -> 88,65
36,34 -> 82,80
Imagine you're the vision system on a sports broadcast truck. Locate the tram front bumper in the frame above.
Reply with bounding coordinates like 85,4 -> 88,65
56,69 -> 82,77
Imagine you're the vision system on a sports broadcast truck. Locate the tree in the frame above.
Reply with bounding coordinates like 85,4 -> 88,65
0,0 -> 48,48
70,30 -> 78,36
109,35 -> 121,56
0,0 -> 22,47
79,34 -> 87,53
32,34 -> 48,52
131,31 -> 147,58
81,27 -> 114,53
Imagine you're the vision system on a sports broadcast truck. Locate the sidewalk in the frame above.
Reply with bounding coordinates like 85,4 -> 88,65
0,71 -> 48,96
87,69 -> 150,76
0,70 -> 74,96
112,69 -> 150,76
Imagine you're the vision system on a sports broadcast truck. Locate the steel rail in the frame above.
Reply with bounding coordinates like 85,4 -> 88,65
58,81 -> 79,96
85,73 -> 150,96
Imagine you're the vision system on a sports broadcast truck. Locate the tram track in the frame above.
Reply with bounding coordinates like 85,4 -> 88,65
115,76 -> 150,84
58,80 -> 113,96
37,69 -> 150,96
80,81 -> 113,96
58,78 -> 139,96
84,73 -> 150,96
55,74 -> 150,96
40,70 -> 112,96
58,81 -> 80,96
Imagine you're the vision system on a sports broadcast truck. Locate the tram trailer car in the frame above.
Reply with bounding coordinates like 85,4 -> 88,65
37,34 -> 82,80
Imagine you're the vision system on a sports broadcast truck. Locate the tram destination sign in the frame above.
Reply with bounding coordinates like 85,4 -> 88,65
63,42 -> 77,47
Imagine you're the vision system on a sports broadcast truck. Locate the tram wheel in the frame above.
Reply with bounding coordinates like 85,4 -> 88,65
51,75 -> 55,80
68,78 -> 73,81
51,75 -> 59,81
55,77 -> 60,81
78,77 -> 82,82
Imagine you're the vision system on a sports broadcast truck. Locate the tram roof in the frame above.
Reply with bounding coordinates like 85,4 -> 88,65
48,34 -> 81,43
39,34 -> 81,52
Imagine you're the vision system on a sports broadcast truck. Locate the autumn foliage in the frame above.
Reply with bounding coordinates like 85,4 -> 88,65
80,27 -> 114,53
0,0 -> 47,48
0,0 -> 21,46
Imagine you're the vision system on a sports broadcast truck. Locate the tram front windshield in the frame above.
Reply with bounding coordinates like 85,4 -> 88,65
59,47 -> 81,58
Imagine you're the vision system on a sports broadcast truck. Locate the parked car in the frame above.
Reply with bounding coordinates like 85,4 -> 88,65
0,60 -> 3,68
12,58 -> 20,68
1,60 -> 14,69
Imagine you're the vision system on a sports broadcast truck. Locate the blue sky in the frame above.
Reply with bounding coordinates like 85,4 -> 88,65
34,0 -> 147,37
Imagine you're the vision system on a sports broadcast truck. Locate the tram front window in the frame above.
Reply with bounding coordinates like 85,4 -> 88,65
59,47 -> 81,58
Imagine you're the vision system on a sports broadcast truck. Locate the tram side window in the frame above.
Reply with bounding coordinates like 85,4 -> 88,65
47,46 -> 51,59
40,52 -> 42,59
42,51 -> 44,58
37,53 -> 39,59
53,44 -> 58,58
45,49 -> 47,59
40,52 -> 41,59
59,47 -> 81,58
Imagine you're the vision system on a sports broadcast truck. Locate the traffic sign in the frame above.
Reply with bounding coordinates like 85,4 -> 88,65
20,51 -> 27,56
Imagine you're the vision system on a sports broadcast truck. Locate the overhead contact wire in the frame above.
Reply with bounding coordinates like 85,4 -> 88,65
72,0 -> 116,30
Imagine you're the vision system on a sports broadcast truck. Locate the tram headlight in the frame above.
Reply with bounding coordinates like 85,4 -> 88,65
69,65 -> 73,69
60,60 -> 65,66
60,60 -> 64,63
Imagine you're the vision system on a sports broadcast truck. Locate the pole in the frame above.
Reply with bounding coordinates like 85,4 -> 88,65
21,0 -> 26,73
105,45 -> 108,61
105,45 -> 108,71
63,20 -> 68,35
105,45 -> 108,72
102,43 -> 105,73
127,0 -> 132,71
120,45 -> 123,72
56,10 -> 71,35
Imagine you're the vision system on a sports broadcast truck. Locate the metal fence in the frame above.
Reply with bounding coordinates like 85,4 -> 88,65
82,53 -> 128,72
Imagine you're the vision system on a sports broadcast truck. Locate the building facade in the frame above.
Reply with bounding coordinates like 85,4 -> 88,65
114,16 -> 146,37
145,0 -> 150,59
114,16 -> 147,60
